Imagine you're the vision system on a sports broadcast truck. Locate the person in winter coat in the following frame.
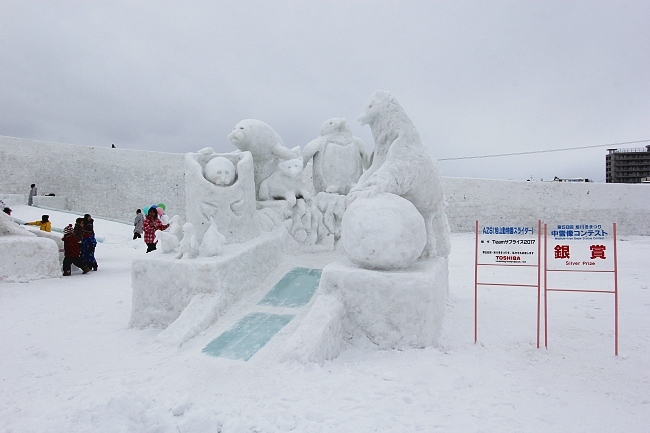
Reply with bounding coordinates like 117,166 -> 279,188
143,207 -> 169,252
28,184 -> 37,206
81,214 -> 98,271
133,209 -> 144,240
62,224 -> 91,276
25,214 -> 51,232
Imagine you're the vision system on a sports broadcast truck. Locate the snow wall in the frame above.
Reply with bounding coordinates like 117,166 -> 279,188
1,135 -> 649,234
0,135 -> 185,221
441,177 -> 650,235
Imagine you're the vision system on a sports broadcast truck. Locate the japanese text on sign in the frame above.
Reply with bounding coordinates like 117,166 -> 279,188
478,225 -> 538,265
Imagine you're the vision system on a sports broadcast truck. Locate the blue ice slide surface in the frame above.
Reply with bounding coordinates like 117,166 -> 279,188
202,313 -> 294,361
257,267 -> 322,308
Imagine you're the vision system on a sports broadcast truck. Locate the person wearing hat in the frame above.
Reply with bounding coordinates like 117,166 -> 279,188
62,224 -> 91,276
24,214 -> 51,232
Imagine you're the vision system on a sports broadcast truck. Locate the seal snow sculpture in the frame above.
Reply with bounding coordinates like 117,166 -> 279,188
227,119 -> 299,197
348,90 -> 451,259
302,117 -> 370,195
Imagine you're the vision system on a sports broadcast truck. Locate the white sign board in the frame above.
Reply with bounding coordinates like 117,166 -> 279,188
546,224 -> 614,271
478,225 -> 539,265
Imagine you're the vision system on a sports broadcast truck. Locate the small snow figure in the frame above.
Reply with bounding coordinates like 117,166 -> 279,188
177,222 -> 199,259
258,155 -> 311,207
167,215 -> 184,240
199,217 -> 226,257
155,229 -> 179,254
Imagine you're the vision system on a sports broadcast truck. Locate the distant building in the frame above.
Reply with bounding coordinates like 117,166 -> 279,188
606,145 -> 650,183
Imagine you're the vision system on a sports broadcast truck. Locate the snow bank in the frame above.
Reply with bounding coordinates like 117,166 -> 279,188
32,195 -> 69,210
0,236 -> 60,282
0,135 -> 185,221
129,229 -> 288,334
24,226 -> 65,264
0,193 -> 25,206
443,177 -> 650,235
3,136 -> 649,235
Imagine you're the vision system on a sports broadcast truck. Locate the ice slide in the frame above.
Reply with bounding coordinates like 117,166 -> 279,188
201,266 -> 322,361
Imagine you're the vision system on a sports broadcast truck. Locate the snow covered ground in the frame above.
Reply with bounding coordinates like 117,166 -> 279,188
1,205 -> 648,432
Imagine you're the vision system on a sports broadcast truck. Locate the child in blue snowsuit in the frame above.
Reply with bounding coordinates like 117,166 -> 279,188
81,214 -> 98,271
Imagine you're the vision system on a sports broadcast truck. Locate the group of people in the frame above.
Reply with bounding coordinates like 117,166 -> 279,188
24,213 -> 98,276
133,207 -> 169,253
61,214 -> 98,276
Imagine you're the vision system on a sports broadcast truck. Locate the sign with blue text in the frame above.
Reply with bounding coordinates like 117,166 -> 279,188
546,224 -> 613,271
478,224 -> 539,265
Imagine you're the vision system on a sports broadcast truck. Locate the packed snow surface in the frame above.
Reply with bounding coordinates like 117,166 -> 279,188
1,205 -> 649,432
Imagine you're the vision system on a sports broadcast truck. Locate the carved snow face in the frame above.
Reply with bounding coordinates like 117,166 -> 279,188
227,122 -> 249,150
320,117 -> 347,136
204,157 -> 236,186
182,222 -> 195,236
279,157 -> 303,178
358,90 -> 395,125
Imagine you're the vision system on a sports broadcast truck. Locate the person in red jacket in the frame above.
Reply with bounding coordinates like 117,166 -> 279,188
143,207 -> 169,253
62,224 -> 90,276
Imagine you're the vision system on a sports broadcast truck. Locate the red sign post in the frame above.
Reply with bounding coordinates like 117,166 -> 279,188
474,220 -> 542,347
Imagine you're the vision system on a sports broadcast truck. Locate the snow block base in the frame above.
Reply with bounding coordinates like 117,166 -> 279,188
0,236 -> 60,283
129,229 -> 287,330
320,257 -> 449,350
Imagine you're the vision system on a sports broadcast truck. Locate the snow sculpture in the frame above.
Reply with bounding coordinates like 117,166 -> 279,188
185,148 -> 260,244
258,156 -> 311,207
167,215 -> 183,241
342,193 -> 426,270
302,117 -> 370,195
348,90 -> 451,258
155,229 -> 179,254
177,223 -> 199,259
199,217 -> 226,257
204,156 -> 236,187
227,119 -> 299,197
0,212 -> 60,282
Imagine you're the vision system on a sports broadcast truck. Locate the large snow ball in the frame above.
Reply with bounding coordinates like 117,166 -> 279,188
204,157 -> 236,186
341,193 -> 426,270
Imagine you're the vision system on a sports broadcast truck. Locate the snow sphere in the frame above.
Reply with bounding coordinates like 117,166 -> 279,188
204,157 -> 236,186
341,193 -> 426,270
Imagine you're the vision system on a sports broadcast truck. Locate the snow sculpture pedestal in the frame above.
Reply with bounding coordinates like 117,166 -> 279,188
129,229 -> 287,344
284,257 -> 448,363
323,258 -> 448,349
0,237 -> 60,283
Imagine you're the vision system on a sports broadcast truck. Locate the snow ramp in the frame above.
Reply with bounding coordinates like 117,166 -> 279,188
201,267 -> 322,361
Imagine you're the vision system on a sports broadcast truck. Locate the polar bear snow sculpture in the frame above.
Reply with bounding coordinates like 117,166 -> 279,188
348,90 -> 451,259
302,118 -> 370,195
227,119 -> 299,197
259,156 -> 311,207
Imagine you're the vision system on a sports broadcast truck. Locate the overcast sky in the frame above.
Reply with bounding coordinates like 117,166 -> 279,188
1,1 -> 648,182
